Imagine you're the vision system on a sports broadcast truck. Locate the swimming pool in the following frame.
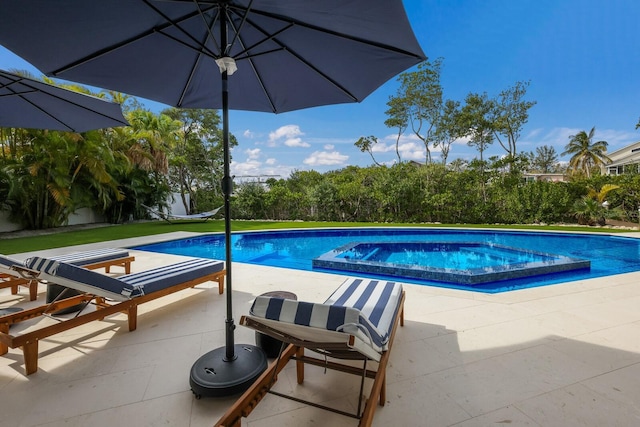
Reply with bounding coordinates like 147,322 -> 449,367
132,228 -> 640,293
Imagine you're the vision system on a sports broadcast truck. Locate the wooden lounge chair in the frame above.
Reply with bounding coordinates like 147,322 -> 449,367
0,256 -> 225,375
141,204 -> 222,224
216,277 -> 405,427
0,248 -> 135,301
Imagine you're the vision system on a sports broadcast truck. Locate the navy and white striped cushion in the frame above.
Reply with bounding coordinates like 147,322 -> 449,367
26,256 -> 137,300
119,258 -> 223,295
49,248 -> 130,266
25,256 -> 224,301
250,278 -> 403,352
0,254 -> 23,271
325,278 -> 403,349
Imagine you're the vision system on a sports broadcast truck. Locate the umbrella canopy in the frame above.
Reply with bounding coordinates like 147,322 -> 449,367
0,69 -> 128,132
0,1 -> 424,112
0,0 -> 425,396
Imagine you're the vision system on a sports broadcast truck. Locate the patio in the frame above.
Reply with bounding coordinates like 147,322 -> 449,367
1,231 -> 640,426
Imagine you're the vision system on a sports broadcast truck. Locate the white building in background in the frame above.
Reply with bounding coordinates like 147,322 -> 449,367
603,141 -> 640,175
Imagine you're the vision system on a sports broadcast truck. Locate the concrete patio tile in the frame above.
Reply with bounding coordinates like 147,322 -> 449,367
5,366 -> 154,426
428,357 -> 545,417
493,344 -> 603,393
423,301 -> 535,332
515,383 -> 640,426
564,299 -> 640,328
450,405 -> 540,426
375,374 -> 471,426
386,336 -> 459,383
581,362 -> 640,412
427,319 -> 557,365
245,396 -> 358,427
37,392 -> 194,427
529,309 -> 616,338
547,327 -> 640,373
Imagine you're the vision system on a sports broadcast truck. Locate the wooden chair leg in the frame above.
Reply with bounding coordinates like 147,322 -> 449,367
296,346 -> 305,384
28,280 -> 38,301
128,304 -> 138,331
23,340 -> 39,375
0,324 -> 8,355
10,284 -> 18,295
124,261 -> 131,274
379,374 -> 386,405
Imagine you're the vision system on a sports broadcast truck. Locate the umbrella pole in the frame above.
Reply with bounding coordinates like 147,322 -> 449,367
222,66 -> 235,362
189,8 -> 267,399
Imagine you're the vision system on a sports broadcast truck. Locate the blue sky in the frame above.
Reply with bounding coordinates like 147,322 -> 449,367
2,0 -> 640,180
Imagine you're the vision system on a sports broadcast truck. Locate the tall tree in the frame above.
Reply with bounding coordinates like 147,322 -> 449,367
460,92 -> 494,163
491,80 -> 536,160
562,126 -> 610,178
162,108 -> 235,213
529,145 -> 559,173
385,58 -> 444,164
434,99 -> 465,164
355,135 -> 382,166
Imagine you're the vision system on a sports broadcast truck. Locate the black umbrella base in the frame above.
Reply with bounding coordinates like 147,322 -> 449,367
190,344 -> 267,399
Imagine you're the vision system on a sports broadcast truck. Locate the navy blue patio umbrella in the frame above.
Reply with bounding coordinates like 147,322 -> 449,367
0,0 -> 425,396
0,69 -> 128,132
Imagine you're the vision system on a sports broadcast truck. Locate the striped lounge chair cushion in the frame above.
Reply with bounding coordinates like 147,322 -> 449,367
25,256 -> 224,301
118,258 -> 224,295
250,278 -> 403,353
1,249 -> 128,274
49,248 -> 130,266
0,254 -> 23,272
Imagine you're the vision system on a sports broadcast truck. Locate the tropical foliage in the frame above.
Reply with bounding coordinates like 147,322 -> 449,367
2,66 -> 638,231
230,161 -> 638,226
562,126 -> 611,178
0,82 -> 230,228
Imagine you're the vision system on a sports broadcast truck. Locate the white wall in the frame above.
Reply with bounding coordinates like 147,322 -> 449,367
0,210 -> 21,233
0,194 -> 188,233
169,192 -> 189,215
67,207 -> 106,225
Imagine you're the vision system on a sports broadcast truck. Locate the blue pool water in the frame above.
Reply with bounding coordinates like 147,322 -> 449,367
313,241 -> 590,285
132,228 -> 640,293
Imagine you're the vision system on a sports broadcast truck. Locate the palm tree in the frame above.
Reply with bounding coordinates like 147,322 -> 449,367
562,127 -> 610,177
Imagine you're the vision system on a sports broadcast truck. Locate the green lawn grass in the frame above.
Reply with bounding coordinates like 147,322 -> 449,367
1,219 -> 637,255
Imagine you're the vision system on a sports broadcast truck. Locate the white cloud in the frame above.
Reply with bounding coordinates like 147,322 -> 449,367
324,144 -> 335,150
265,158 -> 276,165
245,148 -> 261,160
232,159 -> 263,176
243,129 -> 254,138
398,141 -> 427,161
284,137 -> 310,148
303,150 -> 349,166
268,124 -> 310,148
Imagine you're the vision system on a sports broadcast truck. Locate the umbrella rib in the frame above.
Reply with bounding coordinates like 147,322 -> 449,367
236,14 -> 358,102
230,5 -> 424,61
1,78 -> 76,131
51,3 -> 219,75
226,11 -> 277,112
193,0 -> 223,55
227,0 -> 254,51
176,17 -> 214,108
231,23 -> 293,59
142,0 -> 219,57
